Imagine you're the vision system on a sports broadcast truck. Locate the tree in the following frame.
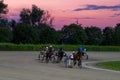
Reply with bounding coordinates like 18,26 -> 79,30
0,0 -> 8,17
114,23 -> 120,45
0,17 -> 8,27
20,5 -> 53,27
12,23 -> 38,44
102,27 -> 114,45
0,27 -> 13,42
61,24 -> 88,44
85,26 -> 103,45
56,30 -> 64,44
30,5 -> 44,26
36,24 -> 58,44
0,0 -> 8,27
20,8 -> 31,24
9,19 -> 16,30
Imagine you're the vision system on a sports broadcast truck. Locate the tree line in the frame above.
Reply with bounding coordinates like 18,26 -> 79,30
0,0 -> 120,45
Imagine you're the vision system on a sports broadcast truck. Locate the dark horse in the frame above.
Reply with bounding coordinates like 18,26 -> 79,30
46,48 -> 54,63
73,51 -> 83,67
57,48 -> 64,63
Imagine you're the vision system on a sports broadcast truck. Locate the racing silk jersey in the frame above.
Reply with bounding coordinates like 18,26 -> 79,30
79,46 -> 83,52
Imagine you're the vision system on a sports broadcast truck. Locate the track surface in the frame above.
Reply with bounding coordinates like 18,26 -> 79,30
0,51 -> 120,80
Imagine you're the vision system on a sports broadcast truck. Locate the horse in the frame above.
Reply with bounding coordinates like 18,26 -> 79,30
57,49 -> 64,63
73,51 -> 83,68
63,51 -> 82,68
45,49 -> 54,63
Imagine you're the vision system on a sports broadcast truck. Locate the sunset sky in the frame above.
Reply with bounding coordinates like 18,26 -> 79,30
4,0 -> 120,30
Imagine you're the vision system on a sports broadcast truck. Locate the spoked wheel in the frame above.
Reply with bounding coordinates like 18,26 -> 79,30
38,52 -> 45,62
82,54 -> 89,60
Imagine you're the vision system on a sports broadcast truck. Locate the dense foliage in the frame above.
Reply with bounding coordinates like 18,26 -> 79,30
61,24 -> 87,44
0,43 -> 120,51
102,27 -> 114,45
114,24 -> 120,45
12,23 -> 38,44
36,24 -> 58,44
85,26 -> 103,45
0,27 -> 13,42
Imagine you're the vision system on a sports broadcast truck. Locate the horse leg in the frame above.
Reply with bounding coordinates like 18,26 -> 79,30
51,55 -> 55,63
46,55 -> 49,63
55,56 -> 58,63
38,54 -> 41,60
49,55 -> 52,62
71,60 -> 73,68
57,56 -> 60,63
59,56 -> 63,62
78,60 -> 82,68
42,55 -> 45,62
64,57 -> 68,68
74,60 -> 76,66
61,56 -> 63,62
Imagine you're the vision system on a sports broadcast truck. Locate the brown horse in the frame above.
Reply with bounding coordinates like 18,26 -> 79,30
73,51 -> 83,67
46,50 -> 54,63
57,49 -> 64,63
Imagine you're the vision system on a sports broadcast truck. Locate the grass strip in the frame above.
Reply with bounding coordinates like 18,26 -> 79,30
0,43 -> 120,51
96,61 -> 120,71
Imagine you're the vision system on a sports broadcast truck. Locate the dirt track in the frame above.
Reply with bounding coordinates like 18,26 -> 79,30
0,51 -> 120,80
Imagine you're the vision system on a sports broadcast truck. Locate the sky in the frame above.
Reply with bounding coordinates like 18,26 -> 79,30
4,0 -> 120,30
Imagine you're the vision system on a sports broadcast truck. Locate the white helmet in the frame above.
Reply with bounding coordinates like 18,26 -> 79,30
73,51 -> 75,53
49,45 -> 52,47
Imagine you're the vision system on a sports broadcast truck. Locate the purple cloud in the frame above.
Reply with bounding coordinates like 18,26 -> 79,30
71,17 -> 96,20
110,13 -> 120,17
9,13 -> 18,17
74,4 -> 120,11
